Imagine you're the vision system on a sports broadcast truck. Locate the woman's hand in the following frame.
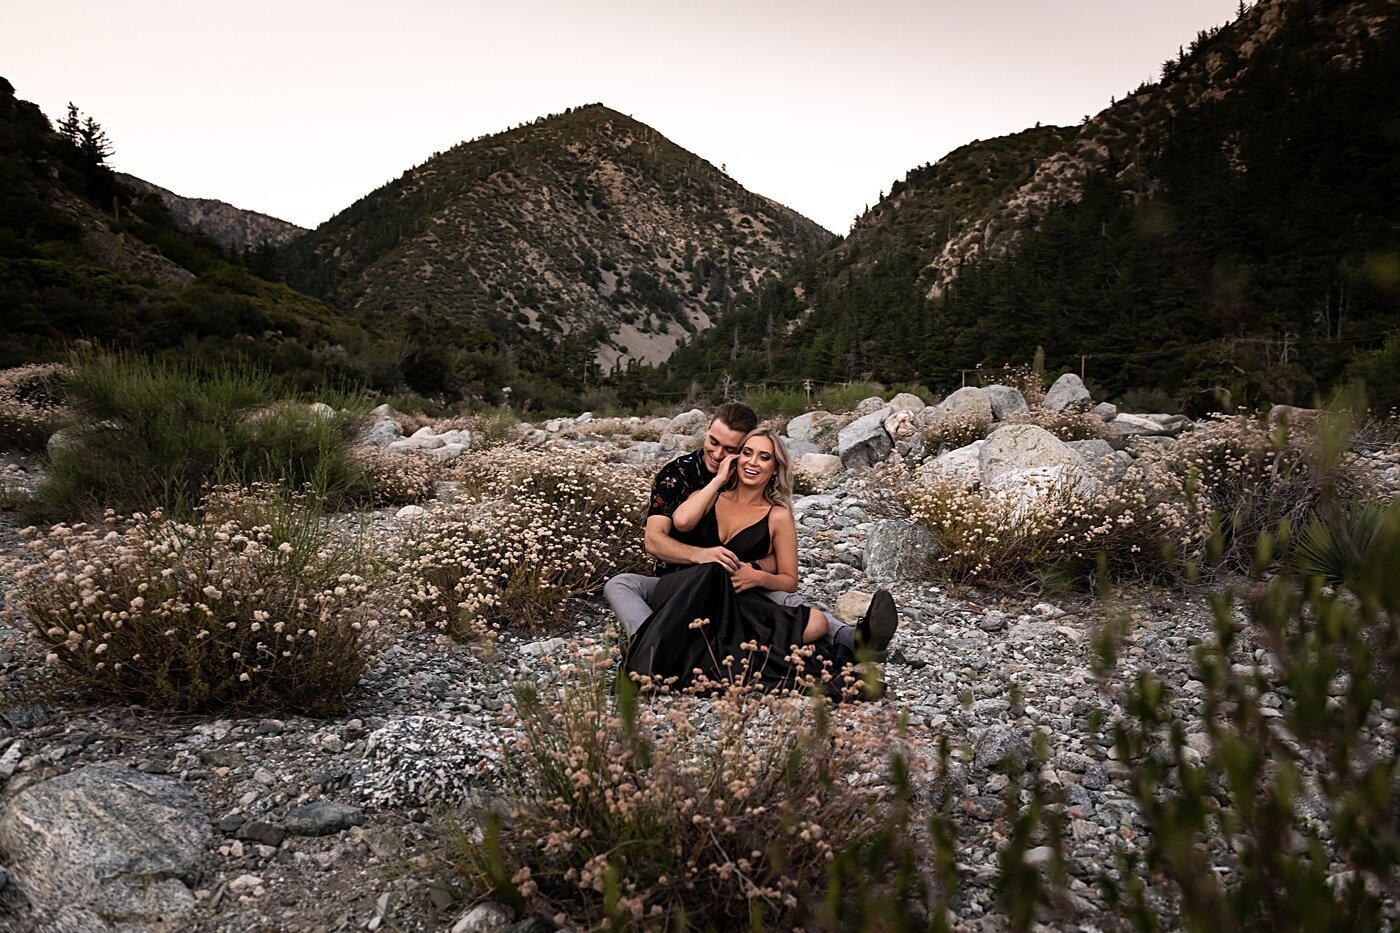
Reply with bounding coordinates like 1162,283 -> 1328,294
729,562 -> 766,593
713,453 -> 739,486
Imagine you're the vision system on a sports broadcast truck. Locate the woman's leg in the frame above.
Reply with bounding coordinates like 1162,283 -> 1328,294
803,607 -> 828,644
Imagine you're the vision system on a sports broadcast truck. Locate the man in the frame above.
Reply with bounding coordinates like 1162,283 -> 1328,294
605,400 -> 898,657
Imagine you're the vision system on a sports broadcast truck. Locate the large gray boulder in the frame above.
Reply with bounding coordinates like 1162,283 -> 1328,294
666,408 -> 709,436
797,453 -> 843,479
0,764 -> 211,931
785,438 -> 820,460
979,424 -> 1087,486
917,440 -> 984,489
984,385 -> 1030,420
864,520 -> 938,583
362,418 -> 402,447
854,396 -> 887,415
1043,373 -> 1092,412
836,411 -> 893,469
1103,413 -> 1172,441
785,411 -> 832,444
927,386 -> 993,426
886,392 -> 927,414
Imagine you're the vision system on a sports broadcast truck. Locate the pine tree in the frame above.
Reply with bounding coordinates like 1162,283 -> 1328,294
79,116 -> 113,166
57,102 -> 81,147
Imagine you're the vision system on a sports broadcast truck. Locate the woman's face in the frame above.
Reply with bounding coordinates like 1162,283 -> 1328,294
737,435 -> 777,489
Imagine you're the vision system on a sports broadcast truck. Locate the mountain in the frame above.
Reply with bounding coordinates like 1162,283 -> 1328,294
115,173 -> 306,253
0,77 -> 382,391
658,0 -> 1400,412
278,104 -> 832,368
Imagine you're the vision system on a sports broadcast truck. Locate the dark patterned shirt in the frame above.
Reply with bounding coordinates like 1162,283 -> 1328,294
646,449 -> 713,574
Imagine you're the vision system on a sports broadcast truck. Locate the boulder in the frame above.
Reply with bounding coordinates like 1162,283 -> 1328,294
659,432 -> 698,452
979,424 -> 1087,487
389,434 -> 445,452
369,403 -> 398,417
863,520 -> 938,583
426,443 -> 468,462
931,386 -> 993,425
797,453 -> 843,479
1103,413 -> 1171,440
666,409 -> 709,436
451,902 -> 516,933
0,764 -> 210,930
1091,402 -> 1118,421
836,411 -> 893,469
854,396 -> 887,415
917,441 -> 984,489
834,592 -> 874,625
362,418 -> 402,447
886,392 -> 926,414
786,411 -> 832,443
973,725 -> 1034,771
984,385 -> 1029,420
308,402 -> 336,420
1043,373 -> 1092,412
785,438 -> 820,460
1066,439 -> 1123,483
284,801 -> 363,837
882,409 -> 918,440
620,441 -> 664,465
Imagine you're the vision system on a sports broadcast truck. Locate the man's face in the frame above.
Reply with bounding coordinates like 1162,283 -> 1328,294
702,419 -> 746,474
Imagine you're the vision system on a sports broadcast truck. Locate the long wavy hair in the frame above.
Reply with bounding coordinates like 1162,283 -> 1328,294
730,427 -> 793,509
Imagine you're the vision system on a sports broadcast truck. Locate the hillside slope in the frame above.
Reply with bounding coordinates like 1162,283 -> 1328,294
116,173 -> 306,253
279,104 -> 832,368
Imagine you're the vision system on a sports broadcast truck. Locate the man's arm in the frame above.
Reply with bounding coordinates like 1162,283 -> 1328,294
645,514 -> 739,572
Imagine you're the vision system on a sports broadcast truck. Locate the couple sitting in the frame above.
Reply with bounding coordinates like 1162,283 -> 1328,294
605,401 -> 898,698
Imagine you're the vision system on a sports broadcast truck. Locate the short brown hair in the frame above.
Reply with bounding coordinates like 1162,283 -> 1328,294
712,400 -> 758,435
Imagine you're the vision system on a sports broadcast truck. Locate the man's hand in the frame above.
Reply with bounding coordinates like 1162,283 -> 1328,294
729,562 -> 765,593
697,546 -> 741,573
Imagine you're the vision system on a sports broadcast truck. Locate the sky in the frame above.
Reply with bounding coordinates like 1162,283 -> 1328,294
4,0 -> 1242,235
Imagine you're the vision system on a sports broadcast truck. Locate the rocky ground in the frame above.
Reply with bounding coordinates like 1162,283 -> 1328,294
1,392 -> 1396,932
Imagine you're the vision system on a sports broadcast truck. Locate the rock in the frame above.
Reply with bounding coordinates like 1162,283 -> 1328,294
396,505 -> 428,519
917,441 -> 984,489
797,453 -> 843,479
0,764 -> 210,930
1092,402 -> 1118,421
519,637 -> 568,658
452,901 -> 516,933
1023,845 -> 1056,867
786,411 -> 832,443
836,411 -> 893,469
284,801 -> 363,837
863,520 -> 937,583
1043,373 -> 1092,412
659,432 -> 698,452
308,402 -> 336,420
1103,413 -> 1171,440
0,741 -> 22,783
984,385 -> 1030,419
620,442 -> 664,465
370,403 -> 397,416
0,863 -> 7,892
979,424 -> 1088,486
236,820 -> 286,847
427,443 -> 468,462
666,409 -> 708,436
352,716 -> 504,808
1267,404 -> 1321,432
1066,439 -> 1123,482
973,726 -> 1034,771
785,438 -> 820,459
389,435 -> 445,452
854,396 -> 887,415
928,386 -> 993,426
882,409 -> 917,440
834,592 -> 874,624
886,392 -> 926,413
363,419 -> 402,447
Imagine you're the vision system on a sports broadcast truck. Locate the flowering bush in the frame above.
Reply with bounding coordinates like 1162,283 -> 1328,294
903,465 -> 1200,586
4,485 -> 382,714
392,446 -> 649,636
451,652 -> 938,929
1004,408 -> 1110,442
921,411 -> 993,453
352,446 -> 437,506
0,363 -> 70,451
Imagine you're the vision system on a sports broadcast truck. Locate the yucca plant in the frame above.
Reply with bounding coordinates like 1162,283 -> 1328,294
1294,501 -> 1389,589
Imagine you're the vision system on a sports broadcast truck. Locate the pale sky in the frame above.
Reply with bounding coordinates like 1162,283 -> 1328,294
5,0 -> 1241,235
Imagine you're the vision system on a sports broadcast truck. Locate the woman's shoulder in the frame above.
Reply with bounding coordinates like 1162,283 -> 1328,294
768,503 -> 793,523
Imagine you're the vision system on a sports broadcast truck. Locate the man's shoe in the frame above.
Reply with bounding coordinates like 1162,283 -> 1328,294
856,589 -> 898,655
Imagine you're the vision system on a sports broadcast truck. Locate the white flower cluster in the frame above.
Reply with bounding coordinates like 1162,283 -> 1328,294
0,362 -> 70,448
390,445 -> 650,636
353,446 -> 437,506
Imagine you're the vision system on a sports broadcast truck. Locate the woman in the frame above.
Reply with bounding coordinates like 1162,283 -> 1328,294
624,428 -> 858,698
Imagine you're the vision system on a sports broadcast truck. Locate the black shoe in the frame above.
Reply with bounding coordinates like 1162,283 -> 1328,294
856,589 -> 898,655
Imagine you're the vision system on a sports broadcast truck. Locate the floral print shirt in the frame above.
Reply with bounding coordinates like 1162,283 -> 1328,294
646,450 -> 713,574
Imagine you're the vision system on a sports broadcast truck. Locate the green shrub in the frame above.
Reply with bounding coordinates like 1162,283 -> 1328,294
6,484 -> 382,715
447,658 -> 938,929
34,353 -> 367,516
816,381 -> 887,413
1293,500 -> 1390,588
392,446 -> 649,637
1004,408 -> 1109,442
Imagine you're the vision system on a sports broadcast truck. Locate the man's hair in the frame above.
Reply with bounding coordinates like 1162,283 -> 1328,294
712,400 -> 758,435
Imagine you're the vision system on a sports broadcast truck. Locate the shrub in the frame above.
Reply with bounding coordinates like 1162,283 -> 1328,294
0,362 -> 70,451
902,466 -> 1199,587
5,484 -> 381,715
1103,508 -> 1400,928
921,411 -> 993,452
816,381 -> 886,413
1004,408 -> 1109,442
448,654 -> 938,929
391,446 -> 649,637
1293,500 -> 1390,588
352,446 -> 437,507
35,353 -> 368,517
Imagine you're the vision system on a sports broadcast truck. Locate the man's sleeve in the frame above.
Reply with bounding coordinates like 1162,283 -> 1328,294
646,462 -> 686,519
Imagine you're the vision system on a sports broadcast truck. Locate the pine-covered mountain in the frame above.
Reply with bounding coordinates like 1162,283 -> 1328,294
115,173 -> 306,254
661,0 -> 1400,412
278,105 -> 833,368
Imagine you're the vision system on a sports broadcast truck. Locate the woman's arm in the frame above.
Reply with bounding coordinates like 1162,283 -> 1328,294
671,454 -> 735,533
732,507 -> 799,593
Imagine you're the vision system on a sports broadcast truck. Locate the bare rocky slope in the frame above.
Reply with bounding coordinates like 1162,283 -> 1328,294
278,104 -> 833,368
116,173 -> 307,253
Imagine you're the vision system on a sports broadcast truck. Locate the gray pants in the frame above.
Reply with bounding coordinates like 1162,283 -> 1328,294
604,572 -> 855,650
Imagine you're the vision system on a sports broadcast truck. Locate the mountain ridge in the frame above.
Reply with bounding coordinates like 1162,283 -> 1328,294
115,173 -> 306,254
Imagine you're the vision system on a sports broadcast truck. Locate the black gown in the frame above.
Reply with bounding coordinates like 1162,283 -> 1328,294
624,504 -> 858,699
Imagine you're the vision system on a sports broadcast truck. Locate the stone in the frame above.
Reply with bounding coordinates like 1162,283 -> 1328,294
0,764 -> 210,929
1103,413 -> 1170,440
785,438 -> 820,459
370,403 -> 397,417
973,725 -> 1034,771
659,432 -> 698,452
427,443 -> 468,462
1267,404 -> 1321,432
284,801 -> 363,837
620,442 -> 664,465
1043,373 -> 1092,412
863,520 -> 937,583
351,716 -> 504,808
451,901 -> 516,933
0,741 -> 22,782
929,386 -> 993,425
1023,846 -> 1056,867
886,392 -> 926,413
836,411 -> 893,469
917,441 -> 984,489
236,820 -> 286,847
363,419 -> 402,447
785,411 -> 832,443
396,505 -> 428,519
0,863 -> 7,892
854,396 -> 887,415
308,402 -> 335,420
882,409 -> 917,440
389,435 -> 444,453
1066,439 -> 1123,482
797,453 -> 843,479
979,424 -> 1087,487
834,592 -> 874,625
666,408 -> 708,436
984,385 -> 1030,420
1092,402 -> 1118,421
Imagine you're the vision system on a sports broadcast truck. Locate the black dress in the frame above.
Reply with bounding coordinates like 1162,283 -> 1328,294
624,504 -> 858,699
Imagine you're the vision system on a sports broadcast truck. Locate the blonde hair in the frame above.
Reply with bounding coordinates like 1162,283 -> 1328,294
739,427 -> 793,509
